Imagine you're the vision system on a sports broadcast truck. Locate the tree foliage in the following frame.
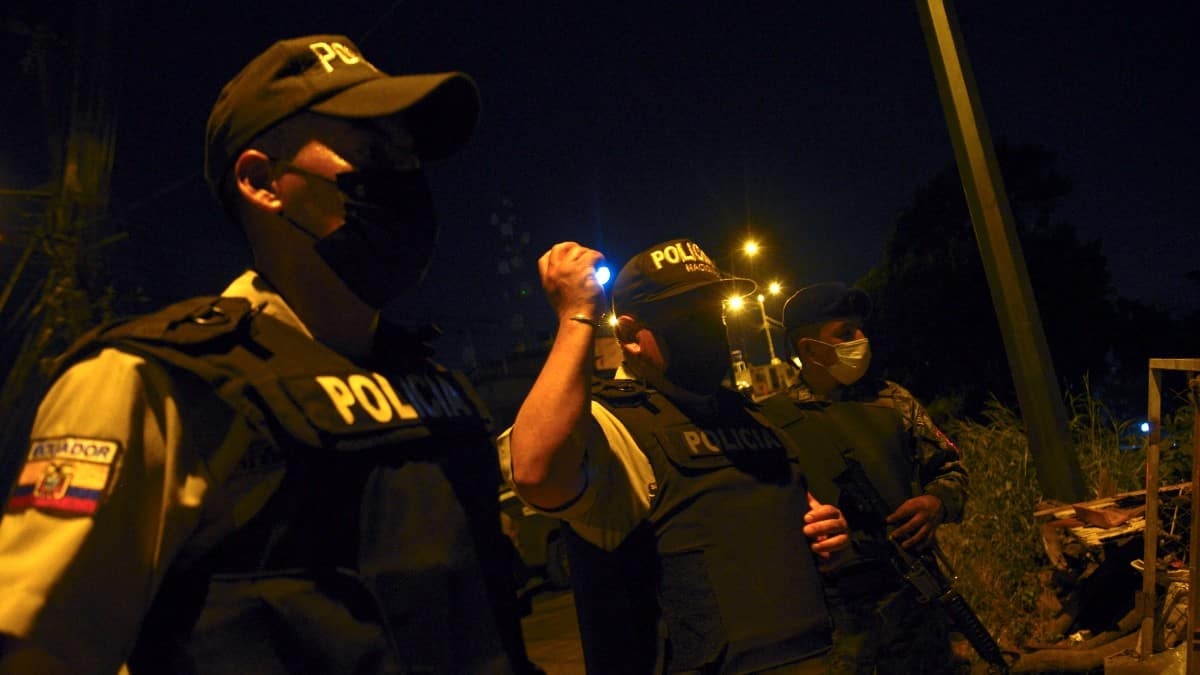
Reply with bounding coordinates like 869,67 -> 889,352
859,143 -> 1118,419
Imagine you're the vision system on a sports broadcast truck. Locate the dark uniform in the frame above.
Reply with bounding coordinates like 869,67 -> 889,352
502,239 -> 853,673
788,377 -> 968,519
0,278 -> 528,673
568,378 -> 835,674
776,377 -> 969,674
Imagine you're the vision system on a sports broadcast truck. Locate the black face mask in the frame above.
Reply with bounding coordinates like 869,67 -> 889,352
645,304 -> 732,396
282,167 -> 439,309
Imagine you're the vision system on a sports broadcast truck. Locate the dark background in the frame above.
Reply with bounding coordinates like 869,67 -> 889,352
2,1 -> 1197,372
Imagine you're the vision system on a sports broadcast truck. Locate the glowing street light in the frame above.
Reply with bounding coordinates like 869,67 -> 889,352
742,239 -> 760,257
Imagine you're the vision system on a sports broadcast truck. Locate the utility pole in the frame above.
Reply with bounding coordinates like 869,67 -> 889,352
916,0 -> 1085,502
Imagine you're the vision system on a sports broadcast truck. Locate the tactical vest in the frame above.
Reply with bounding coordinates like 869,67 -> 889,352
763,396 -> 916,588
57,296 -> 517,674
592,380 -> 832,674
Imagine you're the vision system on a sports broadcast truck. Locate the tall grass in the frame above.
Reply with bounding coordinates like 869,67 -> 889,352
937,400 -> 1049,646
933,383 -> 1194,648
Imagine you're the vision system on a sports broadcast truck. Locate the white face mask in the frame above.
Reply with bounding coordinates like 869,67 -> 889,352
813,337 -> 871,385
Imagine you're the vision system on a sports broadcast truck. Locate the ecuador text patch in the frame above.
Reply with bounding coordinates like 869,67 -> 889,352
6,438 -> 121,515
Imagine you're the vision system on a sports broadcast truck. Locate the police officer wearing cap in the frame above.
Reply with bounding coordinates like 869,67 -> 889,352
0,35 -> 534,673
777,282 -> 970,673
500,239 -> 853,674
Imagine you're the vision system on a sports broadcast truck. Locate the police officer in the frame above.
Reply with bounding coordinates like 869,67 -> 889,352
0,35 -> 534,673
501,238 -> 850,674
778,281 -> 970,673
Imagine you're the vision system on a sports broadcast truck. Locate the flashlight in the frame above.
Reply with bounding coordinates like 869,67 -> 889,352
594,265 -> 611,286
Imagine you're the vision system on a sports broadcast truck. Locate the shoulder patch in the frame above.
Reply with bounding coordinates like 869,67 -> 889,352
6,438 -> 122,516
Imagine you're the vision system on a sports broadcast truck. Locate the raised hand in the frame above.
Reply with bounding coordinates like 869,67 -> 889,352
538,242 -> 607,323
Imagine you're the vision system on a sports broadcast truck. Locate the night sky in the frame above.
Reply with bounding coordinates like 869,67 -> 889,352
2,2 -> 1197,368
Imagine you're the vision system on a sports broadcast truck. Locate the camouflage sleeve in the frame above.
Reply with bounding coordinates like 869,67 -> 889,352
883,381 -> 970,523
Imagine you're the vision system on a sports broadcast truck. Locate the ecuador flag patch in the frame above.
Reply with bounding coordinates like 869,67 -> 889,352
6,438 -> 121,516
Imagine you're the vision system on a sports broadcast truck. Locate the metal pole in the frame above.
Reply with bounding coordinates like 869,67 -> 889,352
758,295 -> 779,364
915,0 -> 1085,502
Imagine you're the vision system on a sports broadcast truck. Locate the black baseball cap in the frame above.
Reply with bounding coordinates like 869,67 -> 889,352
780,282 -> 872,329
612,238 -> 755,314
204,34 -> 480,193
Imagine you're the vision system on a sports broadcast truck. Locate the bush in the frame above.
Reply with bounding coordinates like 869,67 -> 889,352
934,382 -> 1194,652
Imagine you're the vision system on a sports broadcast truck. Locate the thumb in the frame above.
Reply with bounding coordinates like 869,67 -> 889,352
805,492 -> 824,524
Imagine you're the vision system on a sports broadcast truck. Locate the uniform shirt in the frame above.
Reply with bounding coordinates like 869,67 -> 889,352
788,377 -> 969,522
497,366 -> 656,552
0,270 -> 305,674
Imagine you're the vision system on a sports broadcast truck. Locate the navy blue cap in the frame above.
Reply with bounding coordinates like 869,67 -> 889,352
780,282 -> 872,329
613,238 -> 755,313
205,35 -> 479,194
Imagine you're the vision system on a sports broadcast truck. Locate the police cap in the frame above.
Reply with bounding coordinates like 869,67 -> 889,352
613,238 -> 755,314
205,34 -> 479,194
780,282 -> 872,330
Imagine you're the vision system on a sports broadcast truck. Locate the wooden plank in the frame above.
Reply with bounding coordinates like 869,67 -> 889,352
1033,482 -> 1191,519
1148,358 -> 1200,371
1139,366 -> 1163,658
1187,375 -> 1199,675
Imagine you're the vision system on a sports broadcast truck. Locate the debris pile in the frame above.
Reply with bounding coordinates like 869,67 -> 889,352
1010,483 -> 1191,672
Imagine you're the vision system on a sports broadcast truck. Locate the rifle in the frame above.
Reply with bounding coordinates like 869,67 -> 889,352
832,456 -> 1011,673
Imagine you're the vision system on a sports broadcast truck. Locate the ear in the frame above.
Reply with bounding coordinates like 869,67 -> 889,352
233,149 -> 281,213
796,337 -> 819,361
615,315 -> 641,354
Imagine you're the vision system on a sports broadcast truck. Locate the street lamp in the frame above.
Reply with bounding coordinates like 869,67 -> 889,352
756,293 -> 781,364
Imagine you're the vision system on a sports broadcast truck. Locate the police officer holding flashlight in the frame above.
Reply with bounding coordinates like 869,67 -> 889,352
501,238 -> 852,674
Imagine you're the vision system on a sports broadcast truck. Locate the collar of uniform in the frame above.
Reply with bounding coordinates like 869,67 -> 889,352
792,375 -> 890,405
221,269 -> 314,340
612,363 -> 727,417
789,378 -> 834,405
